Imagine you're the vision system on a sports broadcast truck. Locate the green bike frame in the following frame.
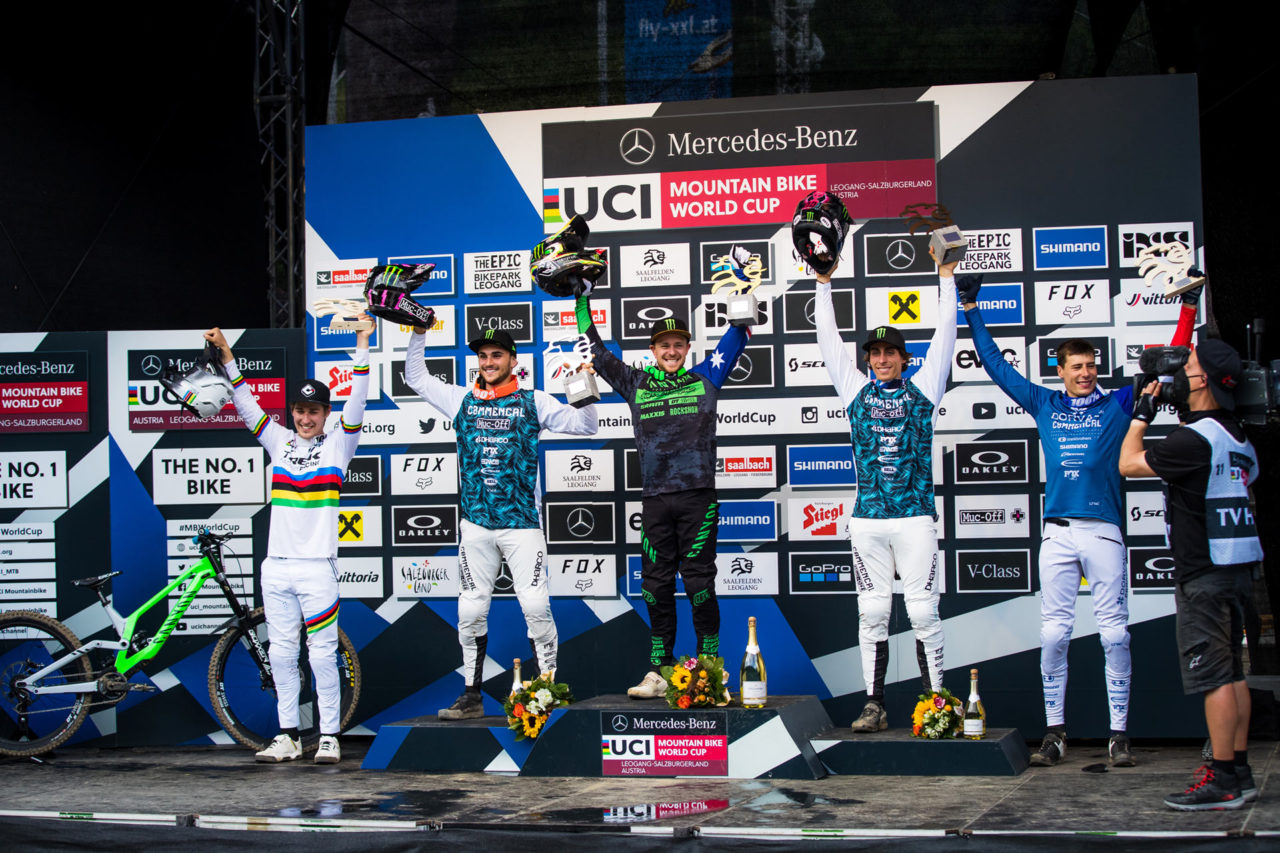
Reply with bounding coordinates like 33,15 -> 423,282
113,555 -> 217,672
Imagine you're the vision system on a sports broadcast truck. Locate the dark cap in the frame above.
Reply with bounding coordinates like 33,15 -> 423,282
862,325 -> 909,355
1195,338 -> 1243,411
649,316 -> 691,343
468,328 -> 517,355
290,378 -> 331,407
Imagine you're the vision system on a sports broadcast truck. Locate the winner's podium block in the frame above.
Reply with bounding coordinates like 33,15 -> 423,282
363,694 -> 834,778
813,727 -> 1030,776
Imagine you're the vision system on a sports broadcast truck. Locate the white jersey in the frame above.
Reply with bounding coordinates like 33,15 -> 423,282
229,350 -> 369,558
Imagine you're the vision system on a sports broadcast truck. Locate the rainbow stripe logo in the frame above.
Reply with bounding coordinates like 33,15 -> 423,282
542,188 -> 563,224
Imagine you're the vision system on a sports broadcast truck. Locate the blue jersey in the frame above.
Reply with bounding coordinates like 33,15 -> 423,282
966,308 -> 1132,526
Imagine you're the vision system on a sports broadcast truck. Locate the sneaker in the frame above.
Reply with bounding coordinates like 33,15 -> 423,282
314,735 -> 341,765
1029,732 -> 1066,766
254,733 -> 302,763
437,690 -> 485,720
1108,733 -> 1136,767
850,700 -> 888,733
1164,765 -> 1244,811
627,671 -> 667,699
1236,765 -> 1258,803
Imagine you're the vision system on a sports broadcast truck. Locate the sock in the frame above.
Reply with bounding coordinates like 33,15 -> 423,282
282,727 -> 300,741
1110,729 -> 1125,738
1048,726 -> 1066,738
1211,759 -> 1236,779
1234,750 -> 1248,768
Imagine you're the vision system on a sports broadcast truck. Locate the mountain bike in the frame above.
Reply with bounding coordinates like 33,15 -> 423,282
0,530 -> 361,757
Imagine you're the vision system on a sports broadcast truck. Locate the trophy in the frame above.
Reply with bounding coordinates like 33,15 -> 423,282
1137,241 -> 1205,297
709,244 -> 765,326
311,297 -> 375,331
545,334 -> 599,407
901,202 -> 968,265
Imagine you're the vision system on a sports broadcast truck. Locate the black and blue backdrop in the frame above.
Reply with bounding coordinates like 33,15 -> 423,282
0,75 -> 1211,746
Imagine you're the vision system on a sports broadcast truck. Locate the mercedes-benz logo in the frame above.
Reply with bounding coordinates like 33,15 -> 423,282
567,507 -> 595,538
141,354 -> 162,376
619,128 -> 655,166
730,354 -> 752,383
611,714 -> 629,732
804,296 -> 817,325
886,239 -> 916,270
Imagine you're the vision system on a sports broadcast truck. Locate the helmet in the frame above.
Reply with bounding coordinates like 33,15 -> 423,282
161,364 -> 234,419
364,264 -> 437,327
791,191 -> 852,275
531,215 -> 607,297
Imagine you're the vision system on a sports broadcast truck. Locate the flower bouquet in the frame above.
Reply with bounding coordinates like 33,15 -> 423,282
503,673 -> 574,740
660,655 -> 731,709
910,688 -> 963,739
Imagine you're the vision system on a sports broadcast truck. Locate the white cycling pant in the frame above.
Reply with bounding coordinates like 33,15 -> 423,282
849,515 -> 943,697
260,556 -> 341,735
1039,519 -> 1131,732
457,520 -> 557,686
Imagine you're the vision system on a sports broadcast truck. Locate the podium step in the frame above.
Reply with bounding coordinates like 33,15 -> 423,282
363,694 -> 834,778
812,727 -> 1031,776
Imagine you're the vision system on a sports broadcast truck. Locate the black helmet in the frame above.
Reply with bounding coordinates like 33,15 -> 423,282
364,263 -> 437,327
791,191 -> 852,276
531,215 -> 608,298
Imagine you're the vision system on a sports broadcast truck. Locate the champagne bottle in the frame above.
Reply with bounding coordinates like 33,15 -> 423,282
963,667 -> 985,739
511,657 -> 522,697
740,616 -> 767,708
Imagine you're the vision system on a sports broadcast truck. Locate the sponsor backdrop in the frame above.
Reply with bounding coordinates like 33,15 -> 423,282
1,76 -> 1206,747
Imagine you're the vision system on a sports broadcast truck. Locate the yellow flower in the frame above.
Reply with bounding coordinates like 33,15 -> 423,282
699,670 -> 708,679
522,713 -> 545,738
671,668 -> 692,689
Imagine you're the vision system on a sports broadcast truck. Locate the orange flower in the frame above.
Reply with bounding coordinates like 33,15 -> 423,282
913,725 -> 923,736
513,702 -> 525,718
677,695 -> 692,709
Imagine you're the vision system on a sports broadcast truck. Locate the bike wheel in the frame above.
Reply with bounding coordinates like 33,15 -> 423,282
207,607 -> 361,751
0,611 -> 95,757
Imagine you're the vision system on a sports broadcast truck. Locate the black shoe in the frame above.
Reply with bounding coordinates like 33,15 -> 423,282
1029,731 -> 1066,766
1108,733 -> 1135,767
438,690 -> 484,720
1236,765 -> 1258,803
1164,765 -> 1244,811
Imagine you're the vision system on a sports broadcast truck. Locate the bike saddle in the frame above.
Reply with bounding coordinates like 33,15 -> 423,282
71,571 -> 121,590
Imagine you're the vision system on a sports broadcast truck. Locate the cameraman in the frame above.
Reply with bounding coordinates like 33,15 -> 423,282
1118,339 -> 1263,810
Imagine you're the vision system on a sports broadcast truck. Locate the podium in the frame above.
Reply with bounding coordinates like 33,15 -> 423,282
362,695 -> 1029,777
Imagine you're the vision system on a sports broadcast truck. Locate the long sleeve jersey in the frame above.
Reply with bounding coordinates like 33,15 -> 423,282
575,294 -> 748,498
230,349 -> 369,558
815,276 -> 957,519
403,331 -> 597,530
965,301 -> 1195,527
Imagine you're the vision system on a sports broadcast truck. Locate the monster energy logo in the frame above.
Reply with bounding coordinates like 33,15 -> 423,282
875,327 -> 887,339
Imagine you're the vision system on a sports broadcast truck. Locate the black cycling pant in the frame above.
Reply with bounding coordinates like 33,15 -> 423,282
639,488 -> 719,668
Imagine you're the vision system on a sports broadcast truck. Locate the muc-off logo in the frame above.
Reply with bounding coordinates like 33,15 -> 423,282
788,554 -> 855,594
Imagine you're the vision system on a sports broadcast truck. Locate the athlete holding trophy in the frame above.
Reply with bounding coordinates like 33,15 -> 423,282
795,191 -> 959,732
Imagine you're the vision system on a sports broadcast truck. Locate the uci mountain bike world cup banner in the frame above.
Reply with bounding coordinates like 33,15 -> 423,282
0,352 -> 89,433
125,347 -> 287,431
542,103 -> 936,233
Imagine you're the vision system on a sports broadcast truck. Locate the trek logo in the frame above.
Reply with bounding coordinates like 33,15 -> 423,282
1033,226 -> 1107,270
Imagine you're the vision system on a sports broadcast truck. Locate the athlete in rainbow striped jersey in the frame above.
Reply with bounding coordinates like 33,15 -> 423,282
205,319 -> 372,765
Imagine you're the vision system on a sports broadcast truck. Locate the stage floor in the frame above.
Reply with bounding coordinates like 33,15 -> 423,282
1,739 -> 1277,841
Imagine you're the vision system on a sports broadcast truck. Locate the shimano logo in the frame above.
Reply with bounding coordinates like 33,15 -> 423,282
1040,242 -> 1102,254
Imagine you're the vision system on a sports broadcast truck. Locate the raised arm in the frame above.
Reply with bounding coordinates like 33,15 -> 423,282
813,274 -> 866,410
206,326 -> 288,452
575,293 -> 643,399
535,391 -> 598,436
911,270 -> 958,406
691,324 -> 751,389
404,326 -> 467,417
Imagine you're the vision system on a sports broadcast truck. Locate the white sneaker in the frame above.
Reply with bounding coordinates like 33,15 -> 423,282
314,735 -> 341,765
627,671 -> 667,699
254,733 -> 302,763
